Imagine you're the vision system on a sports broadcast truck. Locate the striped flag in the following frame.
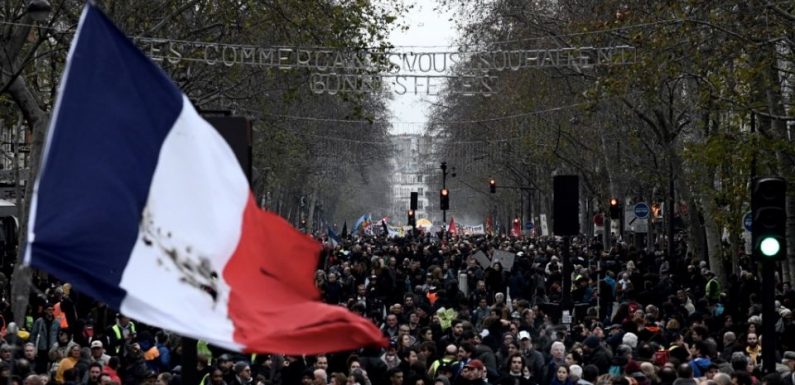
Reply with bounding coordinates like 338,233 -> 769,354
24,3 -> 385,354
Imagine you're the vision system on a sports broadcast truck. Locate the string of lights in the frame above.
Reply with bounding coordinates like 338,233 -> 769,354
0,13 -> 755,49
240,101 -> 595,125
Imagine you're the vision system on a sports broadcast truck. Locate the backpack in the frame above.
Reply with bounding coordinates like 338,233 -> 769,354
653,348 -> 669,366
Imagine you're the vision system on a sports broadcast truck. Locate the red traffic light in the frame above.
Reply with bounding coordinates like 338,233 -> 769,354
441,188 -> 449,196
489,179 -> 496,193
513,218 -> 519,224
609,198 -> 620,219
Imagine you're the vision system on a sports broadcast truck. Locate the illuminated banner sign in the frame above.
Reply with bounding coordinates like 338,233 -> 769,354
135,38 -> 636,95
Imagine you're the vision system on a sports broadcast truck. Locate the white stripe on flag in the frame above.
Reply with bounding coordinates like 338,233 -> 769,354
120,95 -> 248,351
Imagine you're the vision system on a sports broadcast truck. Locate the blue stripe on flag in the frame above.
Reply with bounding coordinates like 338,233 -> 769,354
27,4 -> 183,309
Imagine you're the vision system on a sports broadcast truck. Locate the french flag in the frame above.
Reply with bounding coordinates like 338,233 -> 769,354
24,3 -> 385,354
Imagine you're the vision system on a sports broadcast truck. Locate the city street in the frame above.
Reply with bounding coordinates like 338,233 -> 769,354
1,1 -> 794,385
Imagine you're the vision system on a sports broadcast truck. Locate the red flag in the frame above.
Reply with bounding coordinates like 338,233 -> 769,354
448,217 -> 458,234
511,218 -> 522,238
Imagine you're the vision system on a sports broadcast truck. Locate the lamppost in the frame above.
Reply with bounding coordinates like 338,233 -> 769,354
27,0 -> 52,22
440,161 -> 455,225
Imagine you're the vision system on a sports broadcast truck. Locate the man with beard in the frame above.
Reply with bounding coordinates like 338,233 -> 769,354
745,332 -> 761,367
498,353 -> 534,385
85,363 -> 102,385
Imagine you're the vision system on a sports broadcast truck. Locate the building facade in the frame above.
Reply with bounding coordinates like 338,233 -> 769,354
388,134 -> 435,222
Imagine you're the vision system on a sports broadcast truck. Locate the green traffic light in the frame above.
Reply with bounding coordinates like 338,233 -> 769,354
760,237 -> 781,257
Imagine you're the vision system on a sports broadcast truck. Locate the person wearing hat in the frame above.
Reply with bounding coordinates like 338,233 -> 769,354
458,359 -> 487,385
89,340 -> 110,367
517,331 -> 544,381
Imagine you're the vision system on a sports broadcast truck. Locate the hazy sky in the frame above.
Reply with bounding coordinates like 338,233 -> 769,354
387,1 -> 457,134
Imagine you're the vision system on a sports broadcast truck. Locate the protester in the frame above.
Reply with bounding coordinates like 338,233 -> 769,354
0,230 -> 791,385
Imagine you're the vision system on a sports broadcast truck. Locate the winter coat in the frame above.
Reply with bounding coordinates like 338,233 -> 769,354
30,317 -> 60,352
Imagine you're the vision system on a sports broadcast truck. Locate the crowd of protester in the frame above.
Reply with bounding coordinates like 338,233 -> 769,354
0,232 -> 794,385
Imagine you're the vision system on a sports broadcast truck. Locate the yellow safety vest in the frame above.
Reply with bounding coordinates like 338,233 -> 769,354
111,323 -> 136,352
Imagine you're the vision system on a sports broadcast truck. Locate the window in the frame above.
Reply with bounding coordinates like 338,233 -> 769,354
417,175 -> 423,183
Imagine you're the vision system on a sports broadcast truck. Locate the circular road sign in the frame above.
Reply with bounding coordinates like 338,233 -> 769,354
743,211 -> 752,232
634,202 -> 650,219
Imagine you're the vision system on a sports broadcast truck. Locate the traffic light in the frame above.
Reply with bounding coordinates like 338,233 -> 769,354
440,188 -> 449,210
553,175 -> 579,235
609,198 -> 620,219
407,210 -> 416,227
489,179 -> 496,193
752,177 -> 786,260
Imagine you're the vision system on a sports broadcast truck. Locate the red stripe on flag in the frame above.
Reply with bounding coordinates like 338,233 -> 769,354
223,194 -> 387,354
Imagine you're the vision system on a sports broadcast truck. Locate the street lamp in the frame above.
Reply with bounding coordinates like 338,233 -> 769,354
27,0 -> 52,22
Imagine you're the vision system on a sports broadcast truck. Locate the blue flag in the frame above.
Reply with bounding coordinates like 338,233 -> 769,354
327,225 -> 341,247
352,213 -> 370,233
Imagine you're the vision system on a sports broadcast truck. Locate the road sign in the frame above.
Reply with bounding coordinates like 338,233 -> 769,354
525,221 -> 533,230
743,211 -> 752,232
634,202 -> 650,219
